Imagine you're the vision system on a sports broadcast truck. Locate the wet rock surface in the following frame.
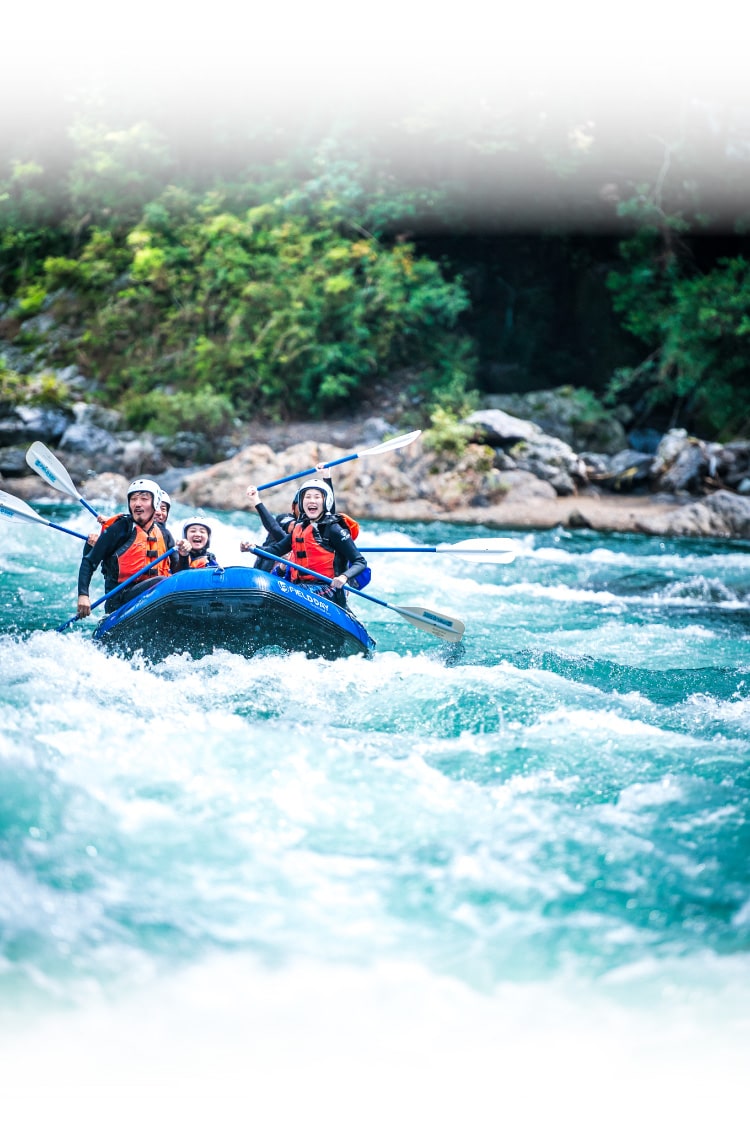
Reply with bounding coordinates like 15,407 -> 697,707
3,392 -> 750,540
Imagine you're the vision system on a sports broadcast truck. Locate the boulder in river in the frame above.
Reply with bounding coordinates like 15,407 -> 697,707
635,490 -> 750,539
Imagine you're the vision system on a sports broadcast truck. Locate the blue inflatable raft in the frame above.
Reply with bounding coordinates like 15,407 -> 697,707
93,565 -> 377,661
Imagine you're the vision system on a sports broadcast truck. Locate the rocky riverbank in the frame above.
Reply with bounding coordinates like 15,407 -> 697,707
3,389 -> 750,540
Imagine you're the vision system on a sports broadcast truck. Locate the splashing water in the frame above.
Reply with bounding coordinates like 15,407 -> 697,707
1,504 -> 749,1126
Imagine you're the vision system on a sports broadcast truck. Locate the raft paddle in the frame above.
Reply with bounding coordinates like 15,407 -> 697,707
256,429 -> 421,493
358,537 -> 518,564
57,548 -> 176,632
251,545 -> 464,642
0,489 -> 89,541
25,441 -> 101,518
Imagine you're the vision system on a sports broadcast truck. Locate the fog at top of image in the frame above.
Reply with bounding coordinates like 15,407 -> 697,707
3,1 -> 749,229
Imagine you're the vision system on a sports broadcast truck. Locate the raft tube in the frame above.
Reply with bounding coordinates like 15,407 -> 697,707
92,565 -> 377,661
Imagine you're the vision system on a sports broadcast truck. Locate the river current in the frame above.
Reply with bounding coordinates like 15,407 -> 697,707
1,500 -> 749,1126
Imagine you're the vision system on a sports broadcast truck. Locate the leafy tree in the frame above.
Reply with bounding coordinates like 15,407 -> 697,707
57,184 -> 476,420
606,194 -> 750,437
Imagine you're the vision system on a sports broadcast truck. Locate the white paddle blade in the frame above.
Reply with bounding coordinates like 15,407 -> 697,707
397,605 -> 465,642
0,489 -> 49,526
26,441 -> 80,499
358,430 -> 421,457
440,537 -> 518,563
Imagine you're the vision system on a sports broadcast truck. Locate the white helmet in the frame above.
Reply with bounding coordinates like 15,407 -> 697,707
127,478 -> 163,511
160,490 -> 172,510
182,517 -> 212,546
297,479 -> 333,514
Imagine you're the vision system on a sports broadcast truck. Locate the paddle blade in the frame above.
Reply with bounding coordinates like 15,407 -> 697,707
396,605 -> 465,642
26,441 -> 80,499
439,537 -> 517,563
357,429 -> 421,457
0,489 -> 49,526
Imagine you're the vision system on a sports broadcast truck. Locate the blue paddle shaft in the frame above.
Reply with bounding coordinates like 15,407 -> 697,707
257,453 -> 356,492
79,498 -> 101,519
251,545 -> 390,610
58,547 -> 176,632
50,520 -> 89,542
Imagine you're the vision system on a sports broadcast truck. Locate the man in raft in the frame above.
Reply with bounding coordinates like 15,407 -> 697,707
243,478 -> 368,607
76,478 -> 189,618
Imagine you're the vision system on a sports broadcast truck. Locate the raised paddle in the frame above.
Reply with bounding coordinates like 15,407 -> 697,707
358,537 -> 518,564
250,545 -> 464,642
56,547 -> 177,632
25,441 -> 101,518
0,489 -> 89,541
255,429 -> 421,493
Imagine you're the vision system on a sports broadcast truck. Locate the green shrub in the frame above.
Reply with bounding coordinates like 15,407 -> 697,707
0,360 -> 71,409
423,406 -> 475,457
122,385 -> 235,438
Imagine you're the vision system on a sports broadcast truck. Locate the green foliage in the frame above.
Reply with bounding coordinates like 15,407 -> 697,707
63,186 -> 475,419
4,98 -> 750,444
66,118 -> 174,226
16,282 -> 47,315
0,358 -> 71,409
607,210 -> 750,436
45,229 -> 130,296
422,405 -> 475,457
121,385 -> 235,438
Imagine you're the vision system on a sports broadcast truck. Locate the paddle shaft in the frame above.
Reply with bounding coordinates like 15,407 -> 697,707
48,520 -> 89,542
255,429 -> 420,493
250,546 -> 463,638
358,546 -> 515,560
0,493 -> 90,541
258,453 -> 357,492
58,547 -> 176,631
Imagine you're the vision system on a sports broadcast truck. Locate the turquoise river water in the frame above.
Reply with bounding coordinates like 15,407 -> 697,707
1,499 -> 749,1127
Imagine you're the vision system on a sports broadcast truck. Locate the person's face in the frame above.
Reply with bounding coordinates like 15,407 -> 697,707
157,502 -> 169,523
129,491 -> 155,526
301,489 -> 325,520
185,524 -> 209,550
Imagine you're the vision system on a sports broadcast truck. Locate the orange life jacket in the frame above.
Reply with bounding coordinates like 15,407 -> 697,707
288,521 -> 336,582
116,521 -> 170,583
337,513 -> 359,539
189,556 -> 209,569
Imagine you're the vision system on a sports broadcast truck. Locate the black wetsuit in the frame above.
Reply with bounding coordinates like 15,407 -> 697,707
271,514 -> 367,606
78,515 -> 177,613
251,503 -> 294,571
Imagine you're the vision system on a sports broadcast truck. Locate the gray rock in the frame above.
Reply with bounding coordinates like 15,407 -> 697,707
465,409 -> 542,445
0,405 -> 74,447
0,446 -> 32,476
638,490 -> 750,538
120,437 -> 170,478
482,387 -> 628,454
652,428 -> 690,474
72,402 -> 124,432
60,422 -> 124,464
507,432 -> 584,496
586,449 -> 653,492
715,441 -> 750,488
497,470 -> 557,500
657,443 -> 708,493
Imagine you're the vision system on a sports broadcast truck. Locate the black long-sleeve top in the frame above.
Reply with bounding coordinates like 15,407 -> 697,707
270,514 -> 367,585
78,516 -> 177,596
